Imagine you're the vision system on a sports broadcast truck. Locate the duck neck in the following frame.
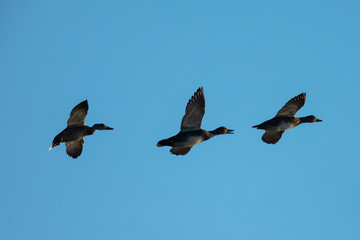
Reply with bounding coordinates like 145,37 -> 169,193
87,125 -> 98,135
198,130 -> 213,140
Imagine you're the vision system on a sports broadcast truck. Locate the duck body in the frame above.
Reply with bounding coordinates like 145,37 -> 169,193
157,129 -> 213,148
52,125 -> 97,145
157,127 -> 232,156
253,116 -> 300,132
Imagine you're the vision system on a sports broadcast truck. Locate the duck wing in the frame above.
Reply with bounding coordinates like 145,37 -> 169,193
170,147 -> 192,156
262,131 -> 284,144
276,93 -> 306,117
180,87 -> 205,131
67,100 -> 89,126
65,139 -> 84,158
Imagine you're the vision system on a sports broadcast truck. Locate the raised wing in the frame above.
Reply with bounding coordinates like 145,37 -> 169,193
65,139 -> 84,158
180,87 -> 205,131
67,100 -> 88,126
276,93 -> 306,117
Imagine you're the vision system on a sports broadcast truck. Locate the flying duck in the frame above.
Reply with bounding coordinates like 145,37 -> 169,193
49,100 -> 113,158
253,93 -> 322,144
157,87 -> 233,155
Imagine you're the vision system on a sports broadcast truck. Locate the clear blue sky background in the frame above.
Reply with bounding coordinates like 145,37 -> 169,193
1,1 -> 359,239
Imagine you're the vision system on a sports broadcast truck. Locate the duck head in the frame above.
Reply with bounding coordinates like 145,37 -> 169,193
300,115 -> 322,123
49,135 -> 62,151
211,126 -> 234,135
92,123 -> 114,130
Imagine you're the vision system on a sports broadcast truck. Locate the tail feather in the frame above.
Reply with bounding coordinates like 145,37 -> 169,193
157,138 -> 173,147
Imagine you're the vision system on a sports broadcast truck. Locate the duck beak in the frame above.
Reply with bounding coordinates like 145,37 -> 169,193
49,142 -> 60,151
316,119 -> 322,122
106,126 -> 114,130
227,129 -> 234,134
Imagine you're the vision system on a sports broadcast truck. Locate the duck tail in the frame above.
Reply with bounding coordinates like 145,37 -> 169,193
157,138 -> 172,147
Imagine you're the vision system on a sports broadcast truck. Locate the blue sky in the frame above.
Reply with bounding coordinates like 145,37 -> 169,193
1,1 -> 360,239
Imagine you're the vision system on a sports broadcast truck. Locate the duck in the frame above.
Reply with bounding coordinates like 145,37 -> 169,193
253,93 -> 322,144
157,87 -> 233,155
49,100 -> 113,158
